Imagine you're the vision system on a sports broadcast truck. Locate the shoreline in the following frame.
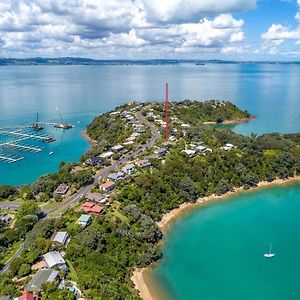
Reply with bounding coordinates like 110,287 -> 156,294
81,129 -> 96,145
132,175 -> 300,300
203,115 -> 255,125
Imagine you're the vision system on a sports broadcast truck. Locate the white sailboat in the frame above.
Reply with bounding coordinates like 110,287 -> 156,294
264,243 -> 275,258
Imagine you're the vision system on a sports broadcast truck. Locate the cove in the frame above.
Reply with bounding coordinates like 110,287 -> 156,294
151,183 -> 300,300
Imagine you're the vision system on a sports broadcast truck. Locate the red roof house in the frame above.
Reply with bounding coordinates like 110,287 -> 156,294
19,291 -> 39,300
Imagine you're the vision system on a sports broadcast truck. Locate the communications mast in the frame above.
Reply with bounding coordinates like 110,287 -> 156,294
165,82 -> 169,143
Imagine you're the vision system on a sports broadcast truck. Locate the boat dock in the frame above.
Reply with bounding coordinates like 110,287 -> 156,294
0,116 -> 75,164
0,153 -> 24,163
0,129 -> 54,142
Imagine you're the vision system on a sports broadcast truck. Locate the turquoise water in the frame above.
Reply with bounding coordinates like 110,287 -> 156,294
1,63 -> 300,184
152,185 -> 300,300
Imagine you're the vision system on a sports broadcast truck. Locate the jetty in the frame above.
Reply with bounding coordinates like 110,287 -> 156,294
0,113 -> 75,163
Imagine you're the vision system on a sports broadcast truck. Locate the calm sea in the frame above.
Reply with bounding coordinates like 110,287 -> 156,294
152,185 -> 300,300
1,63 -> 300,186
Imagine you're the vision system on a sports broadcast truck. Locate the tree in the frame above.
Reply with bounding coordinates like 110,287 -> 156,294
18,200 -> 40,218
215,179 -> 230,195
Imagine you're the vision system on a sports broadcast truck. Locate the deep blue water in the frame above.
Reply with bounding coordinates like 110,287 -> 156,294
1,63 -> 300,185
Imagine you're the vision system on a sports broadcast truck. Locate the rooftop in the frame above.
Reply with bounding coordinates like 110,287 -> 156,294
25,268 -> 59,292
43,251 -> 65,268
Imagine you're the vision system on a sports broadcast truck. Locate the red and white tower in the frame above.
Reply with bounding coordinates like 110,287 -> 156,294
165,82 -> 169,143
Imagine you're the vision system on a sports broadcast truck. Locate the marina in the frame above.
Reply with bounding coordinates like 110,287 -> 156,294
0,120 -> 75,164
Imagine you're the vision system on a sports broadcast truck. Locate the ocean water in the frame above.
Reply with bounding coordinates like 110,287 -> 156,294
152,185 -> 300,300
1,63 -> 300,185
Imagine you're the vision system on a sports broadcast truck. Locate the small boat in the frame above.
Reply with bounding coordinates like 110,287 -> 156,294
49,152 -> 54,156
264,243 -> 275,258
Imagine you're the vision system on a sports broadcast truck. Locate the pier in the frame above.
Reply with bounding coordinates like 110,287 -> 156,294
0,117 -> 75,164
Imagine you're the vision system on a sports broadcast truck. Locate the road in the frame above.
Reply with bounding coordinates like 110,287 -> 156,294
0,110 -> 161,274
0,202 -> 20,211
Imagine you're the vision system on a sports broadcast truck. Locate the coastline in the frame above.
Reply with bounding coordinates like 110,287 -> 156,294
132,175 -> 300,300
81,129 -> 96,145
203,115 -> 255,125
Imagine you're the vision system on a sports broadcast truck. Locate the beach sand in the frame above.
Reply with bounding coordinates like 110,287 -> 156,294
81,129 -> 96,145
132,176 -> 300,300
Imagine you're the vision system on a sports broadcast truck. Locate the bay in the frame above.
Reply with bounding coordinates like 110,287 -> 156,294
0,63 -> 300,184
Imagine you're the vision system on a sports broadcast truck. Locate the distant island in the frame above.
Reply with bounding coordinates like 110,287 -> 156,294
1,57 -> 300,66
1,100 -> 300,299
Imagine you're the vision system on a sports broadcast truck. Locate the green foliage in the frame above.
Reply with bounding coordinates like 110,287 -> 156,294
18,200 -> 40,218
0,185 -> 17,200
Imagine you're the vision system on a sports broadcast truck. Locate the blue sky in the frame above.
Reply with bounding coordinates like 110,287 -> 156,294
0,0 -> 300,60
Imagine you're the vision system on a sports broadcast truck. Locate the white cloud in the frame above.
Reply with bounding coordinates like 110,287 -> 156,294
138,0 -> 255,23
0,0 -> 251,58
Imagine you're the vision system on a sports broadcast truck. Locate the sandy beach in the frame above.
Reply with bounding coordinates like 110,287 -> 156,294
203,115 -> 255,125
132,175 -> 300,300
81,129 -> 96,145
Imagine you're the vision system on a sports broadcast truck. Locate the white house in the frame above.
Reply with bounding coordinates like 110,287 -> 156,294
122,164 -> 137,175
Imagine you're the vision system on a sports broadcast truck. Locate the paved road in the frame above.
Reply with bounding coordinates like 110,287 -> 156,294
0,202 -> 20,211
0,111 -> 161,274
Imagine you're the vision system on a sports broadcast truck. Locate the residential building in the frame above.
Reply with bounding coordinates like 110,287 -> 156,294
51,232 -> 69,246
0,213 -> 12,225
24,268 -> 59,292
195,145 -> 208,153
43,251 -> 66,269
111,144 -> 124,152
123,141 -> 135,146
99,181 -> 116,192
77,214 -> 91,227
99,151 -> 114,159
80,202 -> 103,214
53,183 -> 69,196
181,149 -> 196,157
135,159 -> 151,168
86,192 -> 110,203
221,143 -> 234,151
154,148 -> 167,156
122,164 -> 137,175
108,171 -> 125,181
18,291 -> 38,300
85,156 -> 103,167
0,296 -> 11,300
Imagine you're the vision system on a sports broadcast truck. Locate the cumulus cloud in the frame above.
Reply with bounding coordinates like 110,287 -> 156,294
261,1 -> 300,55
0,0 -> 252,57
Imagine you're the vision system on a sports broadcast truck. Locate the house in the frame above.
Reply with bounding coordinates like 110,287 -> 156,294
77,214 -> 91,227
126,136 -> 136,142
51,232 -> 69,246
135,159 -> 151,168
85,156 -> 103,167
0,213 -> 12,225
122,164 -> 137,175
195,145 -> 208,153
43,251 -> 66,269
111,144 -> 124,152
0,296 -> 11,300
18,291 -> 38,300
99,151 -> 114,159
181,149 -> 196,157
80,202 -> 103,214
86,192 -> 110,204
154,148 -> 167,156
53,183 -> 69,196
169,136 -> 177,142
123,141 -> 135,146
100,181 -> 116,192
221,143 -> 234,151
108,171 -> 125,181
181,123 -> 191,128
24,268 -> 59,292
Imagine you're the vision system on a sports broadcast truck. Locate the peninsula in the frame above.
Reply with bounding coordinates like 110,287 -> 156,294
1,100 -> 300,299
